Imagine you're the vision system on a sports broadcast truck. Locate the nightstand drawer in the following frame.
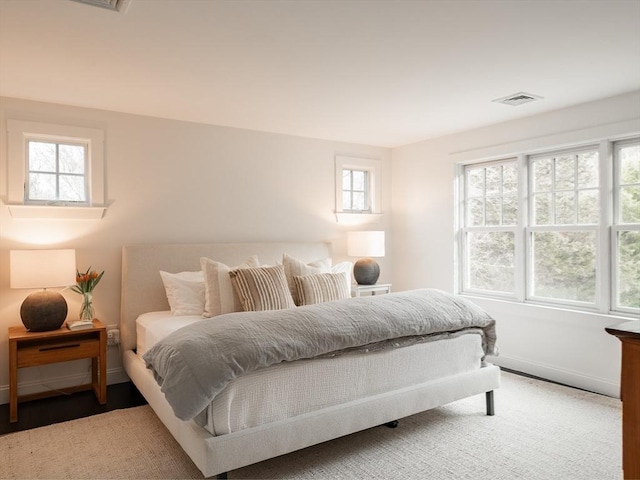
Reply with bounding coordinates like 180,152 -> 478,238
17,338 -> 100,367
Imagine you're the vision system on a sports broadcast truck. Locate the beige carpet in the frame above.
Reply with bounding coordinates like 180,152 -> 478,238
0,372 -> 621,479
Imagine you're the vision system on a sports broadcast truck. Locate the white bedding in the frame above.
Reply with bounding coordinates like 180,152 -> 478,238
136,311 -> 484,436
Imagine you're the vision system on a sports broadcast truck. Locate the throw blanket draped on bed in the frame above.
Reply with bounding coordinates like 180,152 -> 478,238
143,289 -> 497,421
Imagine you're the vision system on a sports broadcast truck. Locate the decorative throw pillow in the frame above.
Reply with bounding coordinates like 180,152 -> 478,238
159,270 -> 205,316
282,253 -> 332,305
293,272 -> 351,306
229,264 -> 296,311
200,255 -> 260,317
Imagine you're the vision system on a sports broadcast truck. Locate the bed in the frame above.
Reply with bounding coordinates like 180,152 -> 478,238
120,242 -> 500,479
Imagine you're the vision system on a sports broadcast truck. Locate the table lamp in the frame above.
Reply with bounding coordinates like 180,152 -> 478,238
10,249 -> 76,331
347,231 -> 385,285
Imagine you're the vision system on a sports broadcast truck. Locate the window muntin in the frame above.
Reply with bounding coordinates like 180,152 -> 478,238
26,139 -> 89,204
459,138 -> 639,317
613,140 -> 640,312
342,168 -> 370,212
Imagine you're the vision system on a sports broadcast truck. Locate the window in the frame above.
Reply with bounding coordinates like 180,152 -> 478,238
342,168 -> 370,212
26,139 -> 89,205
529,147 -> 599,307
6,120 -> 105,219
462,160 -> 518,295
459,137 -> 640,317
613,140 -> 640,313
334,155 -> 381,223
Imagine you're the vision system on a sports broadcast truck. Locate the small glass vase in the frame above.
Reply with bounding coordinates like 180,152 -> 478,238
79,292 -> 94,322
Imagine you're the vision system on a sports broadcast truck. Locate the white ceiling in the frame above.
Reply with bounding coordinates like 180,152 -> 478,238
1,0 -> 639,148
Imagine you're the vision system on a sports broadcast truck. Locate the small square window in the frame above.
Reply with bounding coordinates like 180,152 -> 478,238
26,139 -> 89,205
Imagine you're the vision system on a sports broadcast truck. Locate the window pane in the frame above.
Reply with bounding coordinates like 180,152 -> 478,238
342,191 -> 351,210
352,192 -> 365,211
502,194 -> 517,225
532,231 -> 596,303
503,164 -> 517,194
29,173 -> 56,200
29,141 -> 56,172
555,191 -> 575,224
555,155 -> 575,190
617,230 -> 640,309
533,193 -> 551,225
620,144 -> 640,184
620,185 -> 640,223
533,158 -> 552,192
577,152 -> 598,188
468,198 -> 484,226
467,231 -> 515,293
485,197 -> 500,225
342,170 -> 351,191
59,175 -> 86,202
352,170 -> 366,191
467,167 -> 484,197
59,144 -> 85,174
578,189 -> 599,224
485,166 -> 501,195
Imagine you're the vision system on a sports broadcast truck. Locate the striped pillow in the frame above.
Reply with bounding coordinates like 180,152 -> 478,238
294,272 -> 351,306
229,265 -> 296,311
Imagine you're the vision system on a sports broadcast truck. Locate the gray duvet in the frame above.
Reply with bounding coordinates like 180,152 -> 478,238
143,289 -> 497,421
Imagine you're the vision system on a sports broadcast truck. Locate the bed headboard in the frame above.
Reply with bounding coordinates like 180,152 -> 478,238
120,242 -> 331,352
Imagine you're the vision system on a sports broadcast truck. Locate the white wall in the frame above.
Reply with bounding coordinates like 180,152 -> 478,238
391,90 -> 640,397
0,96 -> 392,403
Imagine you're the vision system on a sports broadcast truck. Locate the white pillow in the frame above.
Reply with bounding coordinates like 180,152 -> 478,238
159,270 -> 205,316
282,253 -> 332,306
200,255 -> 260,317
331,261 -> 354,292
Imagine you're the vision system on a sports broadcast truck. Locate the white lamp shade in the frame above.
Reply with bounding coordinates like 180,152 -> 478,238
10,249 -> 76,289
347,231 -> 385,257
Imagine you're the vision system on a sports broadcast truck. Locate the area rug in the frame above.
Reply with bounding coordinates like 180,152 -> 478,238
0,372 -> 621,479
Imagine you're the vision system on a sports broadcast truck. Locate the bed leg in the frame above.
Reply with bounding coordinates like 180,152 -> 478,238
217,472 -> 228,479
486,390 -> 495,416
384,420 -> 399,428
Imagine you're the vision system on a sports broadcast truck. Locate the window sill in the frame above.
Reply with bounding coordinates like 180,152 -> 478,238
335,212 -> 382,225
5,204 -> 107,220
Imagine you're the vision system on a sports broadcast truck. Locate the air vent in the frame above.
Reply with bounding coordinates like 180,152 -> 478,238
492,92 -> 543,107
70,0 -> 132,13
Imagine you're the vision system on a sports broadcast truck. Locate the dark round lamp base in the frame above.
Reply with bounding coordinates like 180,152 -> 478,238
20,290 -> 68,331
353,257 -> 380,285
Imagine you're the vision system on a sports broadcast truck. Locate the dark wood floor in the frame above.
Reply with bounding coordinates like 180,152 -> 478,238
0,382 -> 147,436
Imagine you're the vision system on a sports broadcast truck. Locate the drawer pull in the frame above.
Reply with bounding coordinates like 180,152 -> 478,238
40,343 -> 81,352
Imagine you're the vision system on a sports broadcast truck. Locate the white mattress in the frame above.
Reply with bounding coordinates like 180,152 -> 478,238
136,312 -> 484,436
136,311 -> 204,356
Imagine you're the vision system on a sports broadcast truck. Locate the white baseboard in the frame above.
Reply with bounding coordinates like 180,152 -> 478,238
492,353 -> 620,398
0,367 -> 129,406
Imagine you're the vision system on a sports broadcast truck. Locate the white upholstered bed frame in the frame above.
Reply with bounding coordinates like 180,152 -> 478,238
120,242 -> 501,478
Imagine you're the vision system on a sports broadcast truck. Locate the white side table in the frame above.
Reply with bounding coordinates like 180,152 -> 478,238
351,283 -> 392,297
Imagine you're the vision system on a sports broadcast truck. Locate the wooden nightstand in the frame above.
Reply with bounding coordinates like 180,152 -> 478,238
8,319 -> 107,423
351,283 -> 392,297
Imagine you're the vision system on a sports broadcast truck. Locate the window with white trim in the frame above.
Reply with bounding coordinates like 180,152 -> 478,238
6,120 -> 105,219
613,139 -> 640,313
334,155 -> 381,220
459,137 -> 640,317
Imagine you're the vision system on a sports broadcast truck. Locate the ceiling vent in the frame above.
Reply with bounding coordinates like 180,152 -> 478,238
70,0 -> 132,13
492,92 -> 543,107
